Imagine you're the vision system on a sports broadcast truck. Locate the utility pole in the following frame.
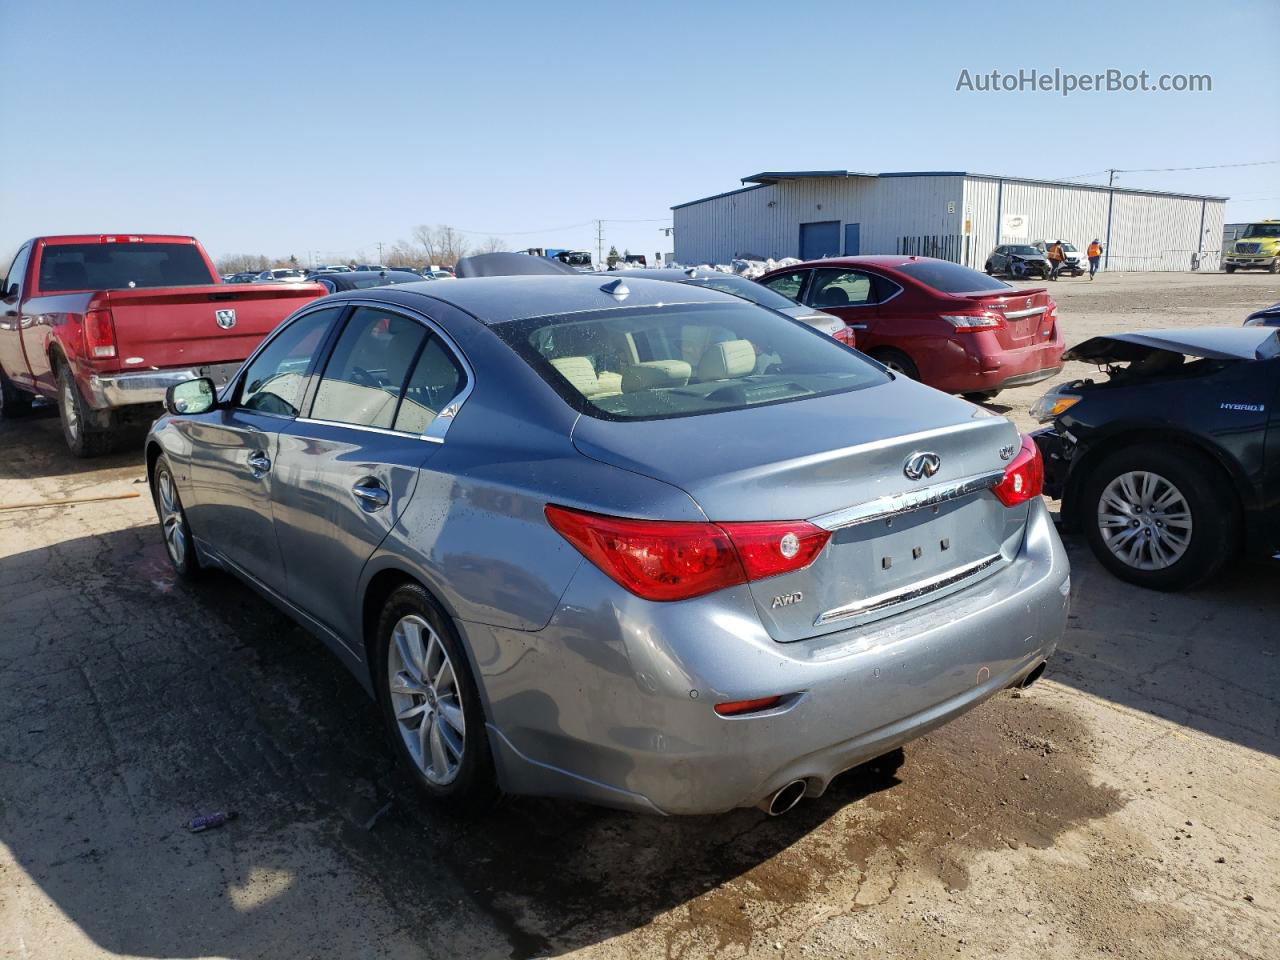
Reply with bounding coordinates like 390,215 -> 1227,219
1107,169 -> 1118,187
595,220 -> 604,269
376,241 -> 384,263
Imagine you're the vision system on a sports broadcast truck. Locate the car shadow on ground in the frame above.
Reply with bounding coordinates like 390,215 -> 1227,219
0,408 -> 149,483
0,525 -> 910,959
1049,533 -> 1279,758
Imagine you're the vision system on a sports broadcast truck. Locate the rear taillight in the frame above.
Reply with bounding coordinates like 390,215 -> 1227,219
939,312 -> 1005,333
544,505 -> 831,602
832,325 -> 857,347
84,308 -> 117,359
992,434 -> 1044,507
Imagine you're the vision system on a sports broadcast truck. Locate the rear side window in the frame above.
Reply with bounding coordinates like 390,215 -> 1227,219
897,260 -> 1011,293
37,243 -> 214,291
394,337 -> 467,433
808,269 -> 876,308
238,308 -> 340,416
496,301 -> 887,422
311,307 -> 428,429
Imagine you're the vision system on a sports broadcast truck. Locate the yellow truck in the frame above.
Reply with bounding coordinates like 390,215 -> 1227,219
1224,220 -> 1280,273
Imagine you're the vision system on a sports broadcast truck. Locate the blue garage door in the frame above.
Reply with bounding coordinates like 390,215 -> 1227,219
844,223 -> 860,256
799,221 -> 841,261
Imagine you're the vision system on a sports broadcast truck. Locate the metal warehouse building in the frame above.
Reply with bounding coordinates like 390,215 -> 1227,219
672,171 -> 1227,273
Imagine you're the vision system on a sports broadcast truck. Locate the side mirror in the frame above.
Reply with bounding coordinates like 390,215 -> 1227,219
166,377 -> 218,416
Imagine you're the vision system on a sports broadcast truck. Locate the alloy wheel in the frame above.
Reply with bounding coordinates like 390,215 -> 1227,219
62,378 -> 80,440
387,614 -> 466,784
1096,470 -> 1193,570
155,468 -> 187,568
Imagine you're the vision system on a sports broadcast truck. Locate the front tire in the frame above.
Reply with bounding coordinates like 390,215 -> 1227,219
375,583 -> 497,810
963,390 -> 1000,403
0,368 -> 33,419
1224,265 -> 1237,274
1081,445 -> 1239,591
151,455 -> 201,581
56,359 -> 114,457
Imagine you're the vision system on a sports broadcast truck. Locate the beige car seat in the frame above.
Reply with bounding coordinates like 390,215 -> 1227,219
696,339 -> 756,381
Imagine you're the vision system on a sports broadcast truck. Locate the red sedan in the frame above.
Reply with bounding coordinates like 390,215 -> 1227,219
757,256 -> 1064,400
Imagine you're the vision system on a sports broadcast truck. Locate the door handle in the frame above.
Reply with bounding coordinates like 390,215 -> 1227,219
352,477 -> 390,509
847,322 -> 869,331
247,451 -> 272,477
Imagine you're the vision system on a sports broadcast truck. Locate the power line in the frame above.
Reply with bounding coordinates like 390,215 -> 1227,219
1117,159 -> 1278,174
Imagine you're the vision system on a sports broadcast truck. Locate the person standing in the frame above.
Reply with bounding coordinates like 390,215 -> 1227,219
1047,240 -> 1066,281
1087,239 -> 1103,280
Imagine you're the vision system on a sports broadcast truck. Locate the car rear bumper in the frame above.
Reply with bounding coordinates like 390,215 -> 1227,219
85,362 -> 242,409
466,499 -> 1070,815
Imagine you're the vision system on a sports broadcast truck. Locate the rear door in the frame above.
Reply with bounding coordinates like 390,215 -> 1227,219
759,269 -> 812,303
803,267 -> 887,340
270,303 -> 470,644
183,305 -> 342,596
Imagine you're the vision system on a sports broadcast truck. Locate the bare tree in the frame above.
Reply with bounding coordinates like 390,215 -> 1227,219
410,224 -> 470,267
215,253 -> 270,274
474,236 -> 506,255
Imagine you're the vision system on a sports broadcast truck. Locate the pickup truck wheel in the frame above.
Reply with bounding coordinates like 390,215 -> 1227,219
151,456 -> 200,580
1224,265 -> 1237,274
375,583 -> 497,812
1269,260 -> 1279,274
1082,445 -> 1239,591
56,360 -> 114,457
0,369 -> 33,418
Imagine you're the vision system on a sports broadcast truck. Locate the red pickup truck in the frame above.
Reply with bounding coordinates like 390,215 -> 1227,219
0,234 -> 325,455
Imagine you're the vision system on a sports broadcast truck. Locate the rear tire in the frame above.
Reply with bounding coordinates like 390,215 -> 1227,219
375,583 -> 498,812
56,358 -> 114,457
151,455 -> 201,581
871,348 -> 919,380
0,368 -> 33,418
1081,445 -> 1239,591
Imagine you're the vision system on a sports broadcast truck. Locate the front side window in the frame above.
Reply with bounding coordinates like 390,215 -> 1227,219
310,307 -> 428,429
238,308 -> 339,416
37,243 -> 214,292
497,301 -> 887,422
760,270 -> 808,301
807,269 -> 876,308
3,244 -> 31,299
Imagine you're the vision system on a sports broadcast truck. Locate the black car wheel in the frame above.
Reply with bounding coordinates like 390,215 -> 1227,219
1224,265 -> 1237,274
1082,445 -> 1239,591
375,583 -> 497,811
871,348 -> 919,380
0,368 -> 33,419
56,358 -> 114,457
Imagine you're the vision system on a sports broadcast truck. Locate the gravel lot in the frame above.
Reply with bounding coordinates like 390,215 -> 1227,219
2,272 -> 1278,960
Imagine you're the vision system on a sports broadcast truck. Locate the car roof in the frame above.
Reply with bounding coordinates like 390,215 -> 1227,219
765,255 -> 947,272
323,274 -> 737,324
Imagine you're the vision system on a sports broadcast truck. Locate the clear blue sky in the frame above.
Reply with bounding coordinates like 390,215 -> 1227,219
2,0 -> 1276,265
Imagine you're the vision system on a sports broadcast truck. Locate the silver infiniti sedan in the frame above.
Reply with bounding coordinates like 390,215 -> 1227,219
147,275 -> 1069,816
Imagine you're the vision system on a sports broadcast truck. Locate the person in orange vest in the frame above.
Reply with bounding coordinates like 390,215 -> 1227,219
1087,239 -> 1103,280
1046,240 -> 1066,281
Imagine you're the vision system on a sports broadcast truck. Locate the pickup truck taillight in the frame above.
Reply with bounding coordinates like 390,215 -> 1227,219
84,308 -> 118,359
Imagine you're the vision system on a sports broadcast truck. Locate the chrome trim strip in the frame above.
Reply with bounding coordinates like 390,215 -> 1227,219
295,417 -> 444,443
815,554 -> 1004,626
810,469 -> 1005,531
1004,306 -> 1046,319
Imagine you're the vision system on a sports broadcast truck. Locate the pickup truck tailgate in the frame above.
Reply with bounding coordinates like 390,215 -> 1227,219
102,283 -> 325,370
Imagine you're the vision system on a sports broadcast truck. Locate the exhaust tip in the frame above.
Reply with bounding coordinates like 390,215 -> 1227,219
759,779 -> 807,817
1020,661 -> 1047,689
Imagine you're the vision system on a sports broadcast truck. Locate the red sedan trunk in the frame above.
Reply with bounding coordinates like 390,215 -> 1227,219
756,256 -> 1064,397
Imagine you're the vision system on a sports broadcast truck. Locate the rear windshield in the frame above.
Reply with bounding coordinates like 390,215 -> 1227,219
684,275 -> 799,311
496,301 -> 887,422
898,260 -> 1011,293
38,243 -> 213,291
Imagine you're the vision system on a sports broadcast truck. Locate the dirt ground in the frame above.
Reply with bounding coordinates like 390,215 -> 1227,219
1,272 -> 1277,960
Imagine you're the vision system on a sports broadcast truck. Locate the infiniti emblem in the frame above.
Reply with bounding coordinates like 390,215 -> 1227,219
215,308 -> 237,329
903,451 -> 941,481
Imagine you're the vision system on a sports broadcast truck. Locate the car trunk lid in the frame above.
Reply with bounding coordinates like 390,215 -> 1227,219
956,287 -> 1054,347
572,377 -> 1025,641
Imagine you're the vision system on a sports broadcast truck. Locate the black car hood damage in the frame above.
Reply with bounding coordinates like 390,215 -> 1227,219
1064,326 -> 1280,364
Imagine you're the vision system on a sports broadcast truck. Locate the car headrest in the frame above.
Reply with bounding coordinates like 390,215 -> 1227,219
550,356 -> 599,395
622,360 -> 692,393
697,339 -> 756,381
817,287 -> 849,306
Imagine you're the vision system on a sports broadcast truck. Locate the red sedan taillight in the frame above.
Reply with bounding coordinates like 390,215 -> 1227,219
545,505 -> 831,602
84,308 -> 118,359
939,311 -> 1006,333
992,435 -> 1044,507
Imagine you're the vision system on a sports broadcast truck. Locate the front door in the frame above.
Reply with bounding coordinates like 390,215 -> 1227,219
270,304 -> 469,645
799,221 -> 841,261
182,306 -> 341,596
0,244 -> 32,387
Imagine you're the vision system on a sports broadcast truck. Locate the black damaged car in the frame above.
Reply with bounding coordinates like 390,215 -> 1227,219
1031,326 -> 1280,590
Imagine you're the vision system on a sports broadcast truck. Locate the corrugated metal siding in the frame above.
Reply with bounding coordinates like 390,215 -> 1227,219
674,175 -> 1226,271
964,176 -> 1226,272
